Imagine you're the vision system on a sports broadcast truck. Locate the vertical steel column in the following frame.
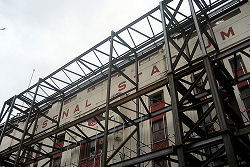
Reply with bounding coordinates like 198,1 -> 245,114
57,94 -> 64,127
49,94 -> 64,167
0,104 -> 11,124
102,31 -> 115,167
0,102 -> 7,122
203,58 -> 239,167
160,1 -> 186,167
31,110 -> 40,139
188,0 -> 238,166
14,78 -> 41,167
0,96 -> 16,144
135,52 -> 140,167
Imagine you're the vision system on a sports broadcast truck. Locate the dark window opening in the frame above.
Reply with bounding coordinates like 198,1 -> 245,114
89,141 -> 96,158
153,159 -> 170,167
57,134 -> 65,143
97,138 -> 103,154
229,56 -> 250,119
229,55 -> 249,88
149,91 -> 169,154
150,92 -> 163,106
79,138 -> 103,167
239,86 -> 250,119
34,143 -> 42,167
152,120 -> 165,142
52,134 -> 65,167
53,156 -> 61,167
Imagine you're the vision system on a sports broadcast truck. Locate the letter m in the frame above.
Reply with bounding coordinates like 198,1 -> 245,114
220,27 -> 235,40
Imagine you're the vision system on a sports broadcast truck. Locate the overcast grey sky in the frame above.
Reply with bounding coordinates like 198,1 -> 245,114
0,0 -> 161,108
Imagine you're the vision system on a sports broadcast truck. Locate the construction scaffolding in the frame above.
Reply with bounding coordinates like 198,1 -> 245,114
0,0 -> 250,166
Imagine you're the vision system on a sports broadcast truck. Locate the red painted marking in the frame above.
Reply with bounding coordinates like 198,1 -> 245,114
221,27 -> 235,40
151,65 -> 160,76
85,100 -> 91,107
118,81 -> 126,91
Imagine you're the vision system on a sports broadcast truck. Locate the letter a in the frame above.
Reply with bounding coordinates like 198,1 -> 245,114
74,104 -> 80,113
151,65 -> 160,76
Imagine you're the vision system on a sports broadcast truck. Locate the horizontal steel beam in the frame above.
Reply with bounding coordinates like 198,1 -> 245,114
3,55 -> 250,163
0,78 -> 169,156
108,134 -> 229,167
109,146 -> 174,167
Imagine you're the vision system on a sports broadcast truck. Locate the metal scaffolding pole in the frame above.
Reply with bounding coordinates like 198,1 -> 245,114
49,94 -> 64,167
102,30 -> 115,167
160,1 -> 186,166
188,0 -> 239,166
0,96 -> 16,144
203,57 -> 239,167
0,102 -> 7,123
14,78 -> 41,167
0,1 -> 249,166
135,51 -> 141,167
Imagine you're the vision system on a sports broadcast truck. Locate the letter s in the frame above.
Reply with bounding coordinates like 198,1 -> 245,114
118,81 -> 126,91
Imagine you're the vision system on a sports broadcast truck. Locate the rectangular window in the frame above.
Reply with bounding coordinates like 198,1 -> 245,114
33,143 -> 42,167
150,93 -> 163,106
89,141 -> 96,158
229,56 -> 250,88
79,138 -> 103,167
52,134 -> 65,167
150,91 -> 165,122
239,86 -> 250,120
97,138 -> 103,154
229,56 -> 250,119
53,157 -> 61,167
149,91 -> 169,152
152,120 -> 165,142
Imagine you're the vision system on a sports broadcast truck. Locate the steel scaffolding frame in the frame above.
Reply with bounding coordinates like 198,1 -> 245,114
0,0 -> 250,166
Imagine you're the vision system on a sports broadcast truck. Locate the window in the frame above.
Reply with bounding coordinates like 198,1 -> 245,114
79,138 -> 103,167
152,120 -> 165,142
57,134 -> 65,144
229,56 -> 250,119
52,134 -> 65,167
53,157 -> 61,167
150,91 -> 165,122
153,159 -> 170,167
150,91 -> 170,167
89,141 -> 96,158
34,143 -> 42,167
149,91 -> 169,151
239,86 -> 250,119
97,138 -> 103,154
229,56 -> 250,88
150,93 -> 163,105
25,150 -> 33,167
